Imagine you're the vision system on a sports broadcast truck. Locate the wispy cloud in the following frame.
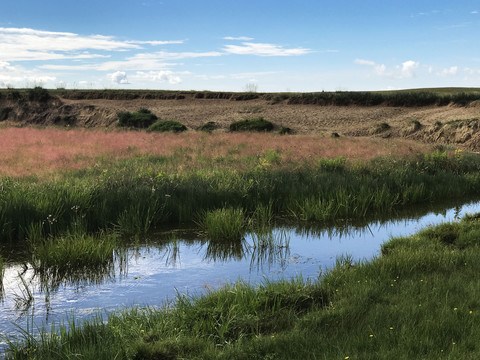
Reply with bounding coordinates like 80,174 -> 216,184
0,27 -> 182,61
438,66 -> 458,76
134,70 -> 182,84
223,42 -> 311,56
354,59 -> 419,78
354,59 -> 388,76
354,59 -> 376,66
130,51 -> 223,61
471,10 -> 478,14
126,40 -> 184,45
223,36 -> 254,41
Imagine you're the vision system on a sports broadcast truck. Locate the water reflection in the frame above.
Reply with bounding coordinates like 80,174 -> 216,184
247,230 -> 290,272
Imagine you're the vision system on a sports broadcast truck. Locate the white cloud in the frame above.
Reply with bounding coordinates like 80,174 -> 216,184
37,50 -> 222,73
230,71 -> 278,79
126,40 -> 184,45
472,10 -> 478,14
0,27 -> 181,61
134,71 -> 182,84
354,59 -> 388,76
223,42 -> 311,56
438,66 -> 458,76
195,74 -> 226,80
374,64 -> 387,76
223,36 -> 254,41
355,58 -> 419,79
401,60 -> 419,78
0,60 -> 57,87
0,61 -> 14,70
131,51 -> 223,61
109,71 -> 129,84
464,67 -> 480,75
354,59 -> 376,66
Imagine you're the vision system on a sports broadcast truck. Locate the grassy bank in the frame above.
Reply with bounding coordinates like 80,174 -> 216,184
6,213 -> 480,359
1,149 -> 480,242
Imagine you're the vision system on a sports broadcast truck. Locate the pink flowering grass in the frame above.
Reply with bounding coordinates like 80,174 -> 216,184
0,127 -> 432,178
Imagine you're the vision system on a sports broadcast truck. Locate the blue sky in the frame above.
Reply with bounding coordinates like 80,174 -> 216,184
0,0 -> 479,91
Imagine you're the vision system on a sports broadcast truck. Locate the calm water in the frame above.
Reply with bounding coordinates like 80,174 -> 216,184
1,199 -> 480,354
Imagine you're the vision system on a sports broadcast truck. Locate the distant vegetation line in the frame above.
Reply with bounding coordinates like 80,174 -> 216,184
1,86 -> 480,107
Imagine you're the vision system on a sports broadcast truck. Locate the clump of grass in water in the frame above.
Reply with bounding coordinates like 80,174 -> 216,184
200,208 -> 247,241
31,232 -> 117,273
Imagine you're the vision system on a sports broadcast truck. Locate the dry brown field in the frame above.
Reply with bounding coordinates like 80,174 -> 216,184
2,92 -> 480,177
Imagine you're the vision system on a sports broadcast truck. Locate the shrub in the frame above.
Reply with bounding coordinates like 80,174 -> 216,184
117,109 -> 158,128
198,121 -> 218,132
229,117 -> 274,132
279,126 -> 293,135
147,120 -> 187,133
27,86 -> 51,102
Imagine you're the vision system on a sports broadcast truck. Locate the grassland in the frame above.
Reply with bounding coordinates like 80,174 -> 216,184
2,105 -> 480,358
0,134 -> 479,243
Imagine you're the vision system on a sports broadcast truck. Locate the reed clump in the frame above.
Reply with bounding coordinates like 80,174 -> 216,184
200,208 -> 247,241
31,232 -> 117,273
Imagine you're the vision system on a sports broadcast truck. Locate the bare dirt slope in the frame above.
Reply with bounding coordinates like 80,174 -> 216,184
2,95 -> 480,150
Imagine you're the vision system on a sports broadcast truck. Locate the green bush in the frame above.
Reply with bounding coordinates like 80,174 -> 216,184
198,121 -> 219,132
117,109 -> 158,128
27,86 -> 51,102
147,120 -> 187,133
229,117 -> 274,132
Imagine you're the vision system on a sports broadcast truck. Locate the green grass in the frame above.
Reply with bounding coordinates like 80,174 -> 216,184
147,120 -> 187,133
8,214 -> 480,359
1,150 -> 480,242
